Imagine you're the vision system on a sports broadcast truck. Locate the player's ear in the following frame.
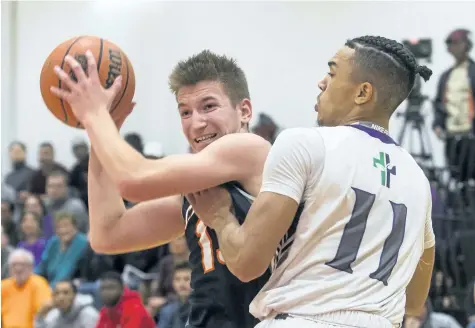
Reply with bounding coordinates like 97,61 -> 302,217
238,98 -> 252,125
354,82 -> 373,105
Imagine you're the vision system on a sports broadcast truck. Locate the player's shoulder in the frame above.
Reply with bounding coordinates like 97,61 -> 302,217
398,147 -> 430,182
274,127 -> 325,147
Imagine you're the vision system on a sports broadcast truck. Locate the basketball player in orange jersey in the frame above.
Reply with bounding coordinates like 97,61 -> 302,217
50,50 -> 271,328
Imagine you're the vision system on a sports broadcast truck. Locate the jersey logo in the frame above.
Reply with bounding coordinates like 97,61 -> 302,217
373,152 -> 396,188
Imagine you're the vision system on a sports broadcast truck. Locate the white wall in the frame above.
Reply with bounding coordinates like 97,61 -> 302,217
2,1 -> 475,172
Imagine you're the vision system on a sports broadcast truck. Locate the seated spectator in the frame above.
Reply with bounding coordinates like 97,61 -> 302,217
5,141 -> 35,194
44,170 -> 88,232
35,212 -> 88,286
76,242 -> 118,308
24,194 -> 55,240
158,262 -> 192,328
1,199 -> 19,246
2,181 -> 16,205
35,280 -> 99,328
1,249 -> 52,328
17,211 -> 46,265
1,226 -> 15,279
29,142 -> 69,196
151,235 -> 189,299
96,271 -> 155,328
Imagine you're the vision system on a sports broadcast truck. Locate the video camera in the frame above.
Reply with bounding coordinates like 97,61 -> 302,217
401,38 -> 433,106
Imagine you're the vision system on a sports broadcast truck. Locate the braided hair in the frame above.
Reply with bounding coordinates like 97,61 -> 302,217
345,36 -> 432,112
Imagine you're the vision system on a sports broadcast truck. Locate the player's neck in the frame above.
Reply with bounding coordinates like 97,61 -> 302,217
344,115 -> 389,131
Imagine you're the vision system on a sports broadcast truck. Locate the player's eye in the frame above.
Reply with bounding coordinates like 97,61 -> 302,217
204,104 -> 217,111
327,72 -> 335,77
180,110 -> 191,118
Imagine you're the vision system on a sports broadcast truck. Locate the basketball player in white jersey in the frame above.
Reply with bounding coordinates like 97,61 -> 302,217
186,36 -> 436,328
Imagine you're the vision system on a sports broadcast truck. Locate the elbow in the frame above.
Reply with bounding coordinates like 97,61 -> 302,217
89,232 -> 120,255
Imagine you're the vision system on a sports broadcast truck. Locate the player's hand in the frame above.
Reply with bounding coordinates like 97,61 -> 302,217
50,50 -> 122,124
186,187 -> 232,229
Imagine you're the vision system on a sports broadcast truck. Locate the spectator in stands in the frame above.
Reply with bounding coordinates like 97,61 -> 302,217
35,280 -> 99,328
69,138 -> 89,207
5,141 -> 34,196
2,181 -> 16,204
433,28 -> 475,193
71,138 -> 89,163
35,212 -> 88,286
76,242 -> 118,308
44,170 -> 88,232
1,226 -> 15,279
96,271 -> 155,328
24,194 -> 55,240
1,249 -> 52,328
152,235 -> 189,300
466,279 -> 475,328
29,142 -> 68,196
1,199 -> 19,246
158,262 -> 192,328
17,212 -> 46,265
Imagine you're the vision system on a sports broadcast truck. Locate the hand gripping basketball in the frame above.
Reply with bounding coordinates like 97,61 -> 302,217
50,50 -> 122,124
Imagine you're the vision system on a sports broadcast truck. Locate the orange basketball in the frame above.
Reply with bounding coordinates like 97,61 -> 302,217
40,36 -> 136,129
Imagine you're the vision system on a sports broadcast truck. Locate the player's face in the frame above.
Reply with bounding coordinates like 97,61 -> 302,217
315,47 -> 360,127
177,81 -> 252,152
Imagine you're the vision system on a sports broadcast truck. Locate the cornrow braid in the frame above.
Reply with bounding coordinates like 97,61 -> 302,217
349,36 -> 432,82
345,35 -> 432,113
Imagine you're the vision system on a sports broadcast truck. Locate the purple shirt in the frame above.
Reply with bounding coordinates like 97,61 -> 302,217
17,238 -> 46,265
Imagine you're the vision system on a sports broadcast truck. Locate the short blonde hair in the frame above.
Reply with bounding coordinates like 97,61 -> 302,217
168,50 -> 250,106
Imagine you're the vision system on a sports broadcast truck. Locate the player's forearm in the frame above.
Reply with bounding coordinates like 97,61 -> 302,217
83,109 -> 146,193
87,146 -> 127,249
214,215 -> 266,282
405,246 -> 435,317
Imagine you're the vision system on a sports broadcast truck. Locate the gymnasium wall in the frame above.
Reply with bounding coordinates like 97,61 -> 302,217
2,1 -> 475,174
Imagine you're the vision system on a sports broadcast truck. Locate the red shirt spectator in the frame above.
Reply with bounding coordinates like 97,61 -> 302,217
96,272 -> 155,328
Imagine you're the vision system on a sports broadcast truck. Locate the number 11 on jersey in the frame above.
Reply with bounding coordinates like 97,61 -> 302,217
195,219 -> 225,273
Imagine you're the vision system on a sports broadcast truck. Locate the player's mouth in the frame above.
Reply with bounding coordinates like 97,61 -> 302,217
195,133 -> 218,144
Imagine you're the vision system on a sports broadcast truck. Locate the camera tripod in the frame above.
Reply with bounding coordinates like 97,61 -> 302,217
396,97 -> 436,176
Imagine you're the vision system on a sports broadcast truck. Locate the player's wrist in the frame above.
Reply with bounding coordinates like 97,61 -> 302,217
81,106 -> 111,129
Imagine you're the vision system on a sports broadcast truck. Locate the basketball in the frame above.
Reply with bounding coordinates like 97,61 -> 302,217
40,36 -> 136,129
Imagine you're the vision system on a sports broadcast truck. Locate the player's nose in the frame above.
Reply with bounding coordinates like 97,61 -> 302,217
190,111 -> 208,129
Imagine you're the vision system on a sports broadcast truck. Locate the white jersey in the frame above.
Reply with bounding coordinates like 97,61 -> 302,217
250,125 -> 435,326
